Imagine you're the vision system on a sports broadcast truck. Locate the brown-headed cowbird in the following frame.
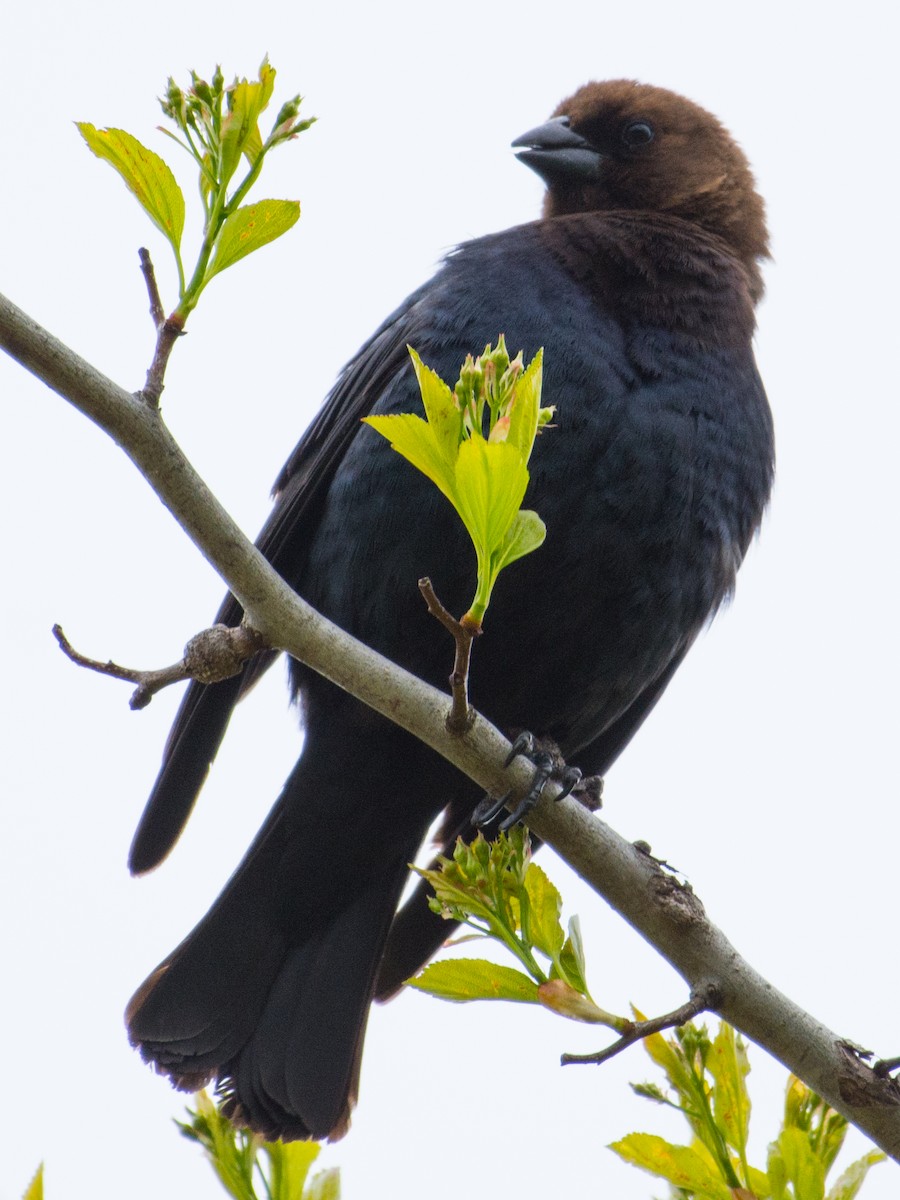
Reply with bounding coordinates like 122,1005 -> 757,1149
126,80 -> 774,1140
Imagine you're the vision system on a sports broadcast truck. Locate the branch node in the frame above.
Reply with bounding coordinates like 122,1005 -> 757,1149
135,249 -> 185,407
52,622 -> 268,710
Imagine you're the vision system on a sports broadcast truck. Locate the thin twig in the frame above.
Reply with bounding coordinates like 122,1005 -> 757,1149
52,622 -> 267,710
418,576 -> 479,733
561,984 -> 720,1068
136,247 -> 184,407
138,247 -> 165,328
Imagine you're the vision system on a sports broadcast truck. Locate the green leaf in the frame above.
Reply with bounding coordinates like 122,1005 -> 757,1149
558,915 -> 590,995
453,435 -> 529,561
710,1023 -> 751,1159
266,1139 -> 320,1200
825,1149 -> 886,1200
220,61 -> 276,183
494,508 -> 546,573
504,348 -> 543,462
305,1167 -> 341,1200
746,1164 -> 774,1198
523,861 -> 564,960
364,413 -> 458,507
409,957 -> 539,1003
206,198 -> 300,279
610,1133 -> 734,1200
776,1127 -> 826,1200
408,347 -> 464,471
637,1013 -> 698,1100
77,124 -> 185,252
22,1164 -> 42,1200
176,1091 -> 257,1200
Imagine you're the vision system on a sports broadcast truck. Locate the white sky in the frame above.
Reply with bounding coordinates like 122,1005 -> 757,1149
2,3 -> 898,1198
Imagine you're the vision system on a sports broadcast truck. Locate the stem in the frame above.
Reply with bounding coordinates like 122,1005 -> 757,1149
690,1057 -> 742,1188
138,247 -> 165,328
418,577 -> 478,733
561,987 -> 718,1069
140,312 -> 185,407
225,153 -> 266,216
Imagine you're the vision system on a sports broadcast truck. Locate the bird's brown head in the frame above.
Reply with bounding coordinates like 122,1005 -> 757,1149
514,80 -> 768,276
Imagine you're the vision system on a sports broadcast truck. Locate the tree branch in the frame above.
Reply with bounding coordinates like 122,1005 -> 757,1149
52,621 -> 266,709
2,287 -> 898,1161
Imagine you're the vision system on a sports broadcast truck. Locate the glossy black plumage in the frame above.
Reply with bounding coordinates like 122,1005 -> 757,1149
127,79 -> 775,1139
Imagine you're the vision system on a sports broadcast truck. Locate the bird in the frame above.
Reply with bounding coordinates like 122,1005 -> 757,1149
126,79 -> 775,1141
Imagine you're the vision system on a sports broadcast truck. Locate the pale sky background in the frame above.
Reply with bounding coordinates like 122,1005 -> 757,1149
2,3 -> 898,1198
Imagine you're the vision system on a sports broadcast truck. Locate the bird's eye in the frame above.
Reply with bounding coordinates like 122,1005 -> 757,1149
622,121 -> 655,149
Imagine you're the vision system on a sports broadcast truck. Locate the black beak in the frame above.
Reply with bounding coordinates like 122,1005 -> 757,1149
512,115 -> 604,184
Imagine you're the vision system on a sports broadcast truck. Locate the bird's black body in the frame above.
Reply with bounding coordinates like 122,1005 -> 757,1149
127,80 -> 775,1140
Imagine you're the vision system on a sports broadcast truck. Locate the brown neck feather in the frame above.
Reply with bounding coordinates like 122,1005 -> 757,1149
536,210 -> 761,344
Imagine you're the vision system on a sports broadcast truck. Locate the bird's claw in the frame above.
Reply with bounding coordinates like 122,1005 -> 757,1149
503,730 -> 540,768
476,732 -> 586,831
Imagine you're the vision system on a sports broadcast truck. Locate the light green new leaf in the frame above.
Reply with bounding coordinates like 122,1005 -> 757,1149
610,1133 -> 734,1200
22,1164 -> 43,1200
409,957 -> 539,1003
710,1023 -> 751,1159
825,1149 -> 886,1200
558,915 -> 590,994
776,1127 -> 826,1200
637,1010 -> 698,1099
364,413 -> 458,506
267,1139 -> 320,1200
206,199 -> 300,279
768,1138 -> 789,1200
78,124 -> 185,251
504,349 -> 543,462
746,1164 -> 774,1198
494,508 -> 546,573
537,979 -> 614,1024
524,861 -> 564,960
305,1167 -> 341,1200
453,436 -> 529,558
220,65 -> 276,183
407,348 -> 462,473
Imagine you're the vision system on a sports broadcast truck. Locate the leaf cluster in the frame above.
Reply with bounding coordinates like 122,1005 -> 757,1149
409,829 -> 626,1028
612,1021 -> 885,1199
78,59 -> 311,318
175,1090 -> 339,1200
364,337 -> 552,627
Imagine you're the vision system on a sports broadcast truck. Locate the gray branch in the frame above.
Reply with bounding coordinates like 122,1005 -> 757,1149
2,288 -> 898,1161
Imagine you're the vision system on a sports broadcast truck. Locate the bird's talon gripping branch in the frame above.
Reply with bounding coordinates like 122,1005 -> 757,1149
504,729 -> 538,766
556,765 -> 583,802
480,731 -> 586,831
472,791 -> 513,827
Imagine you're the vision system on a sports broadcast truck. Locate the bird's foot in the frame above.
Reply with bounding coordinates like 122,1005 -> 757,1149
874,1055 -> 900,1079
474,732 -> 600,832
